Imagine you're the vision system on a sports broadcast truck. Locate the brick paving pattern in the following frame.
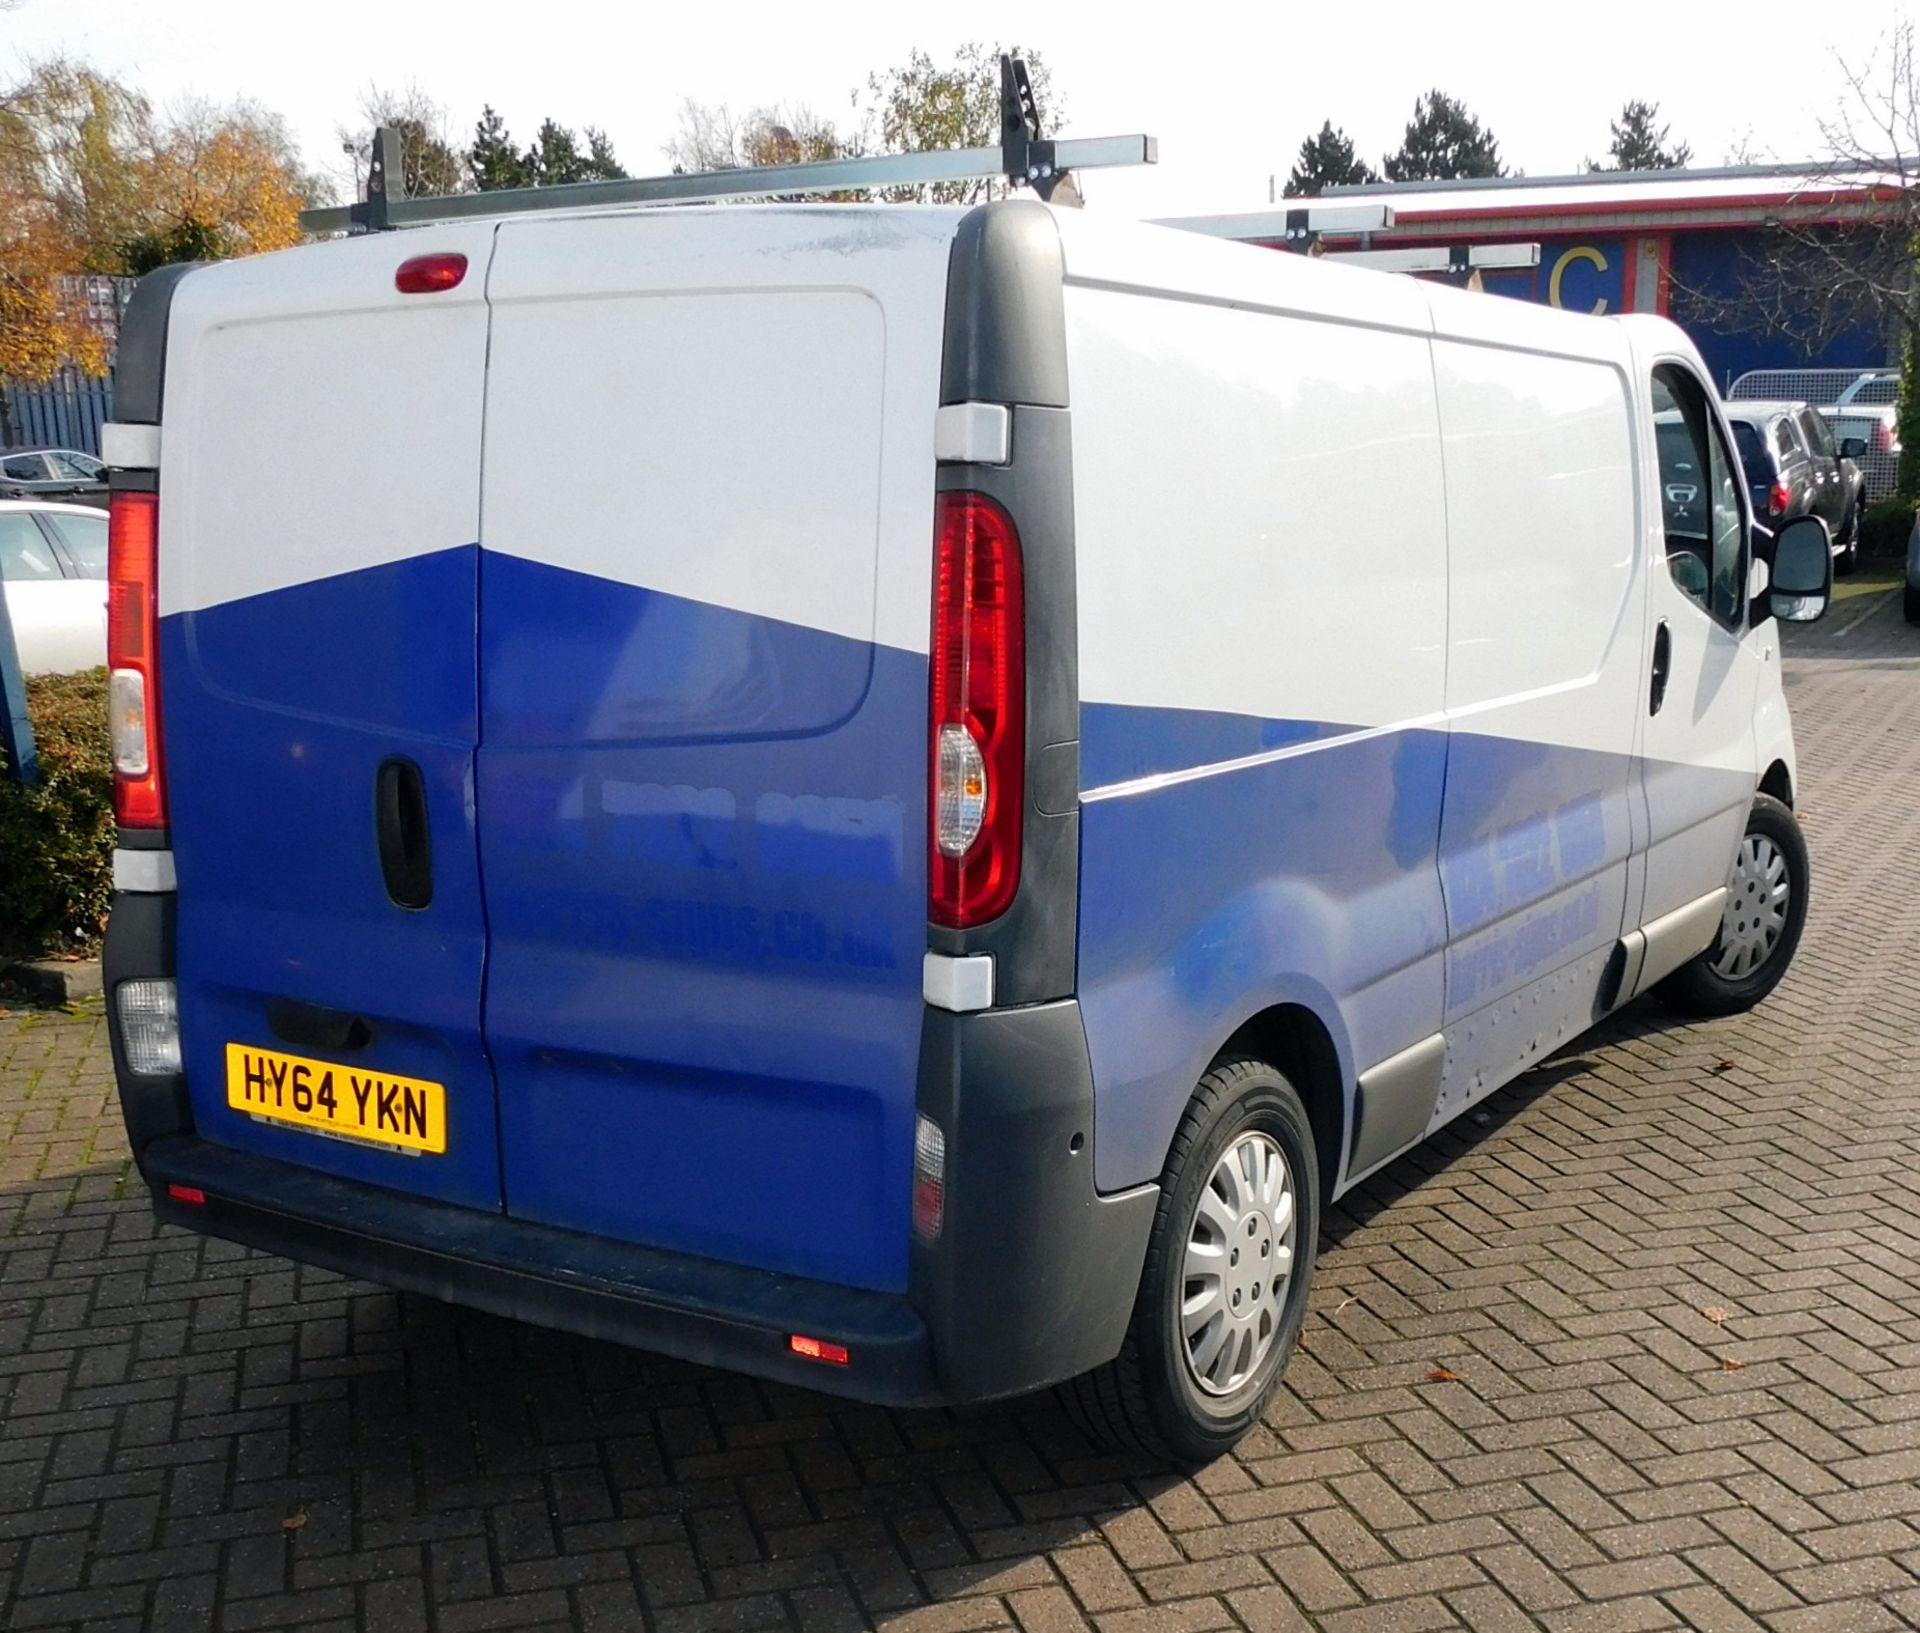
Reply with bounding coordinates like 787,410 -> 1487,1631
3,583 -> 1918,1632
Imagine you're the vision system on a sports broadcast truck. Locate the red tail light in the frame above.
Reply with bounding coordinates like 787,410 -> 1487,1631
929,492 -> 1024,928
108,490 -> 166,829
1767,480 -> 1790,519
789,1334 -> 850,1366
1875,422 -> 1893,451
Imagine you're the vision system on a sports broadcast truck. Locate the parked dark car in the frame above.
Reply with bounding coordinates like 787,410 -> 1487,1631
0,446 -> 107,508
1722,401 -> 1866,574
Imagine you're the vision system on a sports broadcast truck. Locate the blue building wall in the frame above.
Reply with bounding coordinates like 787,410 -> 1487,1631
1665,229 -> 1886,391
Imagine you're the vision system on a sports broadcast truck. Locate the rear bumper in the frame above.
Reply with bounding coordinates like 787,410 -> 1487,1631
141,1134 -> 943,1405
106,891 -> 1159,1408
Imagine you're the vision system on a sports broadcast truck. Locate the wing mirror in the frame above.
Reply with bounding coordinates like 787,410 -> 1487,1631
1755,516 -> 1832,624
1838,436 -> 1867,459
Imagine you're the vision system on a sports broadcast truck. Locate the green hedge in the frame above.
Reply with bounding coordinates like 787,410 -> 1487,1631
1861,497 -> 1917,561
0,668 -> 113,962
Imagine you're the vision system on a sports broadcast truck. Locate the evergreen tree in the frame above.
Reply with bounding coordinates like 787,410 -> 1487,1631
1283,121 -> 1378,197
1597,99 -> 1691,171
524,119 -> 586,186
583,127 -> 628,182
1382,90 -> 1505,182
469,105 -> 531,190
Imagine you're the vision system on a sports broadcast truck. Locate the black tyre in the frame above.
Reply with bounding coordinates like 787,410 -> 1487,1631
1059,1055 -> 1319,1464
1655,793 -> 1809,1017
1837,505 -> 1860,575
1905,583 -> 1920,625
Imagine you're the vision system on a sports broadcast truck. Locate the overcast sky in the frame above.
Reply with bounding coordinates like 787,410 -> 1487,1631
9,0 -> 1908,219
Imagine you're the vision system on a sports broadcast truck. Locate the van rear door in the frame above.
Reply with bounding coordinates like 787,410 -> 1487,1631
159,228 -> 504,1210
476,209 -> 953,1295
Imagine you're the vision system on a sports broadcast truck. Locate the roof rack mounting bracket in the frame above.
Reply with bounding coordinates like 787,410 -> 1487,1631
303,57 -> 1155,235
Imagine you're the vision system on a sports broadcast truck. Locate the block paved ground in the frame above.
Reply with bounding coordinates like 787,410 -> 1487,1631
3,579 -> 1919,1633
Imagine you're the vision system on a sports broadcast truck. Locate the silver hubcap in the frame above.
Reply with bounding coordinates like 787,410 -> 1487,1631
1713,833 -> 1790,980
1181,1131 -> 1296,1396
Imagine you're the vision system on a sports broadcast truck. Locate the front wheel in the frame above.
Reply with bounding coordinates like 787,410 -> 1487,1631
1058,1056 -> 1319,1464
1655,793 -> 1809,1017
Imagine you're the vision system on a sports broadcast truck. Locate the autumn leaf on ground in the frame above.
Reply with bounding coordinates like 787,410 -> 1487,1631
1712,1060 -> 1736,1074
1723,1358 -> 1745,1372
1704,1306 -> 1729,1324
1427,1367 -> 1460,1383
281,1512 -> 307,1533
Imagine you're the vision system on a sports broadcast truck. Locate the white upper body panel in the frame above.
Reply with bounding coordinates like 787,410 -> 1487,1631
156,223 -> 501,618
481,206 -> 961,657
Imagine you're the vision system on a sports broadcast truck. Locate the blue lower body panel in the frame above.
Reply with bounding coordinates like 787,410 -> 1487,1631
163,546 -> 502,1212
477,556 -> 928,1295
1079,704 -> 1450,1194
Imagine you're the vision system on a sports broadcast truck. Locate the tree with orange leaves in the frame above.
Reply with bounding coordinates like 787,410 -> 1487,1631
0,60 -> 323,383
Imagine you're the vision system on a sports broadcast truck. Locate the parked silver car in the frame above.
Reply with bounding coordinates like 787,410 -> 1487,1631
0,500 -> 108,674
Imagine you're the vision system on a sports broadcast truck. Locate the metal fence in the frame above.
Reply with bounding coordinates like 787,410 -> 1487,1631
1,369 -> 114,455
1726,367 -> 1897,407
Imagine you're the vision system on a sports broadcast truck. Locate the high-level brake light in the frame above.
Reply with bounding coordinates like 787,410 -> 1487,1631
395,253 -> 467,294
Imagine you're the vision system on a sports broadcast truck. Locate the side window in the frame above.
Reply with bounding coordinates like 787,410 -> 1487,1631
48,452 -> 101,480
1773,419 -> 1798,460
1800,411 -> 1835,458
1650,366 -> 1746,630
2,455 -> 45,481
45,512 -> 108,577
0,513 -> 64,581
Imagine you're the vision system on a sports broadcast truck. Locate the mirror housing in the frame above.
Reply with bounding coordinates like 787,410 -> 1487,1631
1759,515 -> 1831,624
1838,436 -> 1867,459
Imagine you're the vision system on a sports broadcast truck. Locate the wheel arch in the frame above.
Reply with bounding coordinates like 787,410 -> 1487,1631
1759,759 -> 1793,808
1217,1003 -> 1347,1210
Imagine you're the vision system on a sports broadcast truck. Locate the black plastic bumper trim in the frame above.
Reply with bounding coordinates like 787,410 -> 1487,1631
141,1136 -> 943,1407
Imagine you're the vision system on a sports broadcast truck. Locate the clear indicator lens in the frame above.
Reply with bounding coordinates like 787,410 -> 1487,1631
109,668 -> 149,777
913,1113 -> 946,1239
934,723 -> 987,858
117,978 -> 181,1075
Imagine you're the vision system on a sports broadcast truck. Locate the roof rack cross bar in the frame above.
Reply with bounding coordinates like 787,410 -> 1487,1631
304,56 -> 1154,235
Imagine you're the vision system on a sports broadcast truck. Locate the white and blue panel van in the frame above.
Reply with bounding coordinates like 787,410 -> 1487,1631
100,199 -> 1831,1461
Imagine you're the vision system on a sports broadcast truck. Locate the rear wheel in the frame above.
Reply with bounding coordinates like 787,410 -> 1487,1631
1059,1056 -> 1319,1464
1837,503 -> 1860,575
1655,794 -> 1809,1017
1905,584 -> 1920,624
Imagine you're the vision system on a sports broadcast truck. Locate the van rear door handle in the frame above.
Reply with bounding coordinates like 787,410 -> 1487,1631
374,758 -> 433,910
1649,619 -> 1671,717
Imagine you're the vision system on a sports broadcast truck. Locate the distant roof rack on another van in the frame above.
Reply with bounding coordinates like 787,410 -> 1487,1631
300,56 -> 1157,237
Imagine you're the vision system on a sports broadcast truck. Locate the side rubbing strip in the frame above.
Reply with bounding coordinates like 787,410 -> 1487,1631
1349,1032 -> 1446,1178
1626,887 -> 1727,1000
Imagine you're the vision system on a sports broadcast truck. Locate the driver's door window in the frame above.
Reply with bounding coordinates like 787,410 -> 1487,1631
1651,367 -> 1745,630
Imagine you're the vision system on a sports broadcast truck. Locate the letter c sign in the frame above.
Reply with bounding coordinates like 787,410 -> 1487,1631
1548,245 -> 1610,314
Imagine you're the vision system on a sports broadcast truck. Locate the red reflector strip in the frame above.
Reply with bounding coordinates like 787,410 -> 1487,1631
166,1184 -> 206,1206
789,1334 -> 850,1366
395,253 -> 468,294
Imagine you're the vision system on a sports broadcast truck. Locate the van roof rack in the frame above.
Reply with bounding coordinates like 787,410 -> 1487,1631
302,56 -> 1156,236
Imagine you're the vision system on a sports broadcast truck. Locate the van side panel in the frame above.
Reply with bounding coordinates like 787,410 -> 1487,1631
1063,279 -> 1451,1195
1426,333 -> 1643,1121
476,211 -> 952,1294
157,230 -> 505,1211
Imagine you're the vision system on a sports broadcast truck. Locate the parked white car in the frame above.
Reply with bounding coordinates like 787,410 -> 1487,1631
0,499 -> 109,674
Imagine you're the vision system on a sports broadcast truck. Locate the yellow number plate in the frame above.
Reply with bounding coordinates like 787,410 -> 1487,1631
225,1044 -> 446,1154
